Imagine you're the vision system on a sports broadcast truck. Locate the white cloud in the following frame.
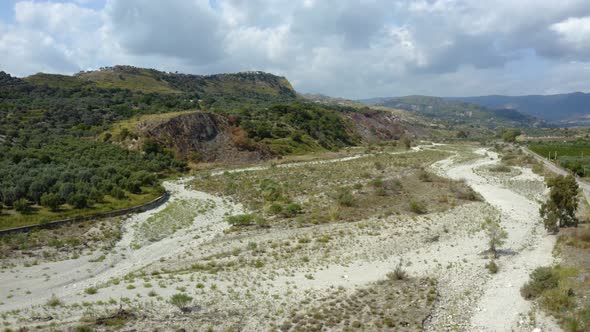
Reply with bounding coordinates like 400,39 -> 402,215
550,16 -> 590,58
15,1 -> 100,35
104,0 -> 222,62
1,0 -> 590,97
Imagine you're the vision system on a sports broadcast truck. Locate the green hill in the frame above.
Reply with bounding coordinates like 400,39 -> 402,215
0,66 -> 425,229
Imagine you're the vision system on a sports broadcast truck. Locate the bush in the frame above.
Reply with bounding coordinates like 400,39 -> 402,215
267,203 -> 283,215
417,169 -> 432,182
409,201 -> 426,214
170,293 -> 193,313
489,164 -> 511,173
520,267 -> 559,300
486,259 -> 499,274
387,260 -> 407,281
46,294 -> 62,307
370,178 -> 384,188
13,198 -> 29,213
41,192 -> 61,211
226,214 -> 255,226
110,187 -> 126,199
336,187 -> 355,207
68,194 -> 88,209
450,181 -> 480,201
541,287 -> 574,313
282,203 -> 302,217
85,287 -> 98,295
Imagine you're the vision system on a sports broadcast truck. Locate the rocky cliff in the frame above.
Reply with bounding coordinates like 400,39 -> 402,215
145,112 -> 274,163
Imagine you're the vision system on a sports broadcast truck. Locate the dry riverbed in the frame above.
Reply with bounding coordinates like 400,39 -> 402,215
0,145 -> 560,331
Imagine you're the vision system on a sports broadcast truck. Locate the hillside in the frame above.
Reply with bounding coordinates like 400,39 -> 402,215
360,95 -> 543,128
447,92 -> 590,125
0,66 -> 428,228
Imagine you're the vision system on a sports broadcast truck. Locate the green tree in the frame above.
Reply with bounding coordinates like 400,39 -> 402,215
41,193 -> 61,211
501,129 -> 521,143
540,175 -> 579,233
482,218 -> 508,258
68,194 -> 88,209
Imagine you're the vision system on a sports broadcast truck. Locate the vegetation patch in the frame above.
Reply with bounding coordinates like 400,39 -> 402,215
279,276 -> 437,331
523,224 -> 590,331
529,140 -> 590,177
0,216 -> 123,261
194,150 -> 479,227
132,199 -> 214,246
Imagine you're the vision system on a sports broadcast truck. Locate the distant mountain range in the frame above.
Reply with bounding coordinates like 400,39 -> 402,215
446,92 -> 590,125
358,95 -> 544,128
361,92 -> 590,126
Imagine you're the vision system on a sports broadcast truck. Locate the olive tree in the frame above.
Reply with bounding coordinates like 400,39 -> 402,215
41,193 -> 61,211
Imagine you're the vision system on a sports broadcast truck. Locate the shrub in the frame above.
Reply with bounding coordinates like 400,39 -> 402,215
409,201 -> 426,214
110,187 -> 126,199
267,203 -> 283,215
282,203 -> 302,217
85,287 -> 98,295
417,169 -> 432,182
14,198 -> 29,212
41,193 -> 61,211
486,259 -> 499,274
370,178 -> 384,188
489,164 -> 511,173
170,293 -> 193,313
387,260 -> 408,281
374,161 -> 385,171
68,194 -> 88,209
89,189 -> 104,203
335,187 -> 355,207
226,214 -> 255,226
46,294 -> 62,307
255,215 -> 269,227
520,267 -> 559,300
541,287 -> 574,313
450,181 -> 480,201
260,179 -> 283,202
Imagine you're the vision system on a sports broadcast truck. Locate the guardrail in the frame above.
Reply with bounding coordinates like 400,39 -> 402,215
0,191 -> 170,235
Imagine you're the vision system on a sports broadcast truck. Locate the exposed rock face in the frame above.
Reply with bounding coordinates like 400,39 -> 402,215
342,109 -> 426,141
144,108 -> 425,164
146,112 -> 273,163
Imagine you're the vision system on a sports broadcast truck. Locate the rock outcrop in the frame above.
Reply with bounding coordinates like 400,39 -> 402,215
145,112 -> 274,163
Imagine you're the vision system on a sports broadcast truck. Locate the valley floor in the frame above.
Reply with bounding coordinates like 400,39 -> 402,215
0,144 -> 560,331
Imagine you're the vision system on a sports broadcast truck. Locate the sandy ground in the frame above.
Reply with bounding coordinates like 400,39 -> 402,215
0,178 -> 244,314
0,145 -> 561,331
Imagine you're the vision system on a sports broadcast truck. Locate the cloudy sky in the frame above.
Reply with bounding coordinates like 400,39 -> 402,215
1,0 -> 590,98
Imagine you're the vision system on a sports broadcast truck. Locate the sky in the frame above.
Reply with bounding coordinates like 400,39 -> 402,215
1,0 -> 590,99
